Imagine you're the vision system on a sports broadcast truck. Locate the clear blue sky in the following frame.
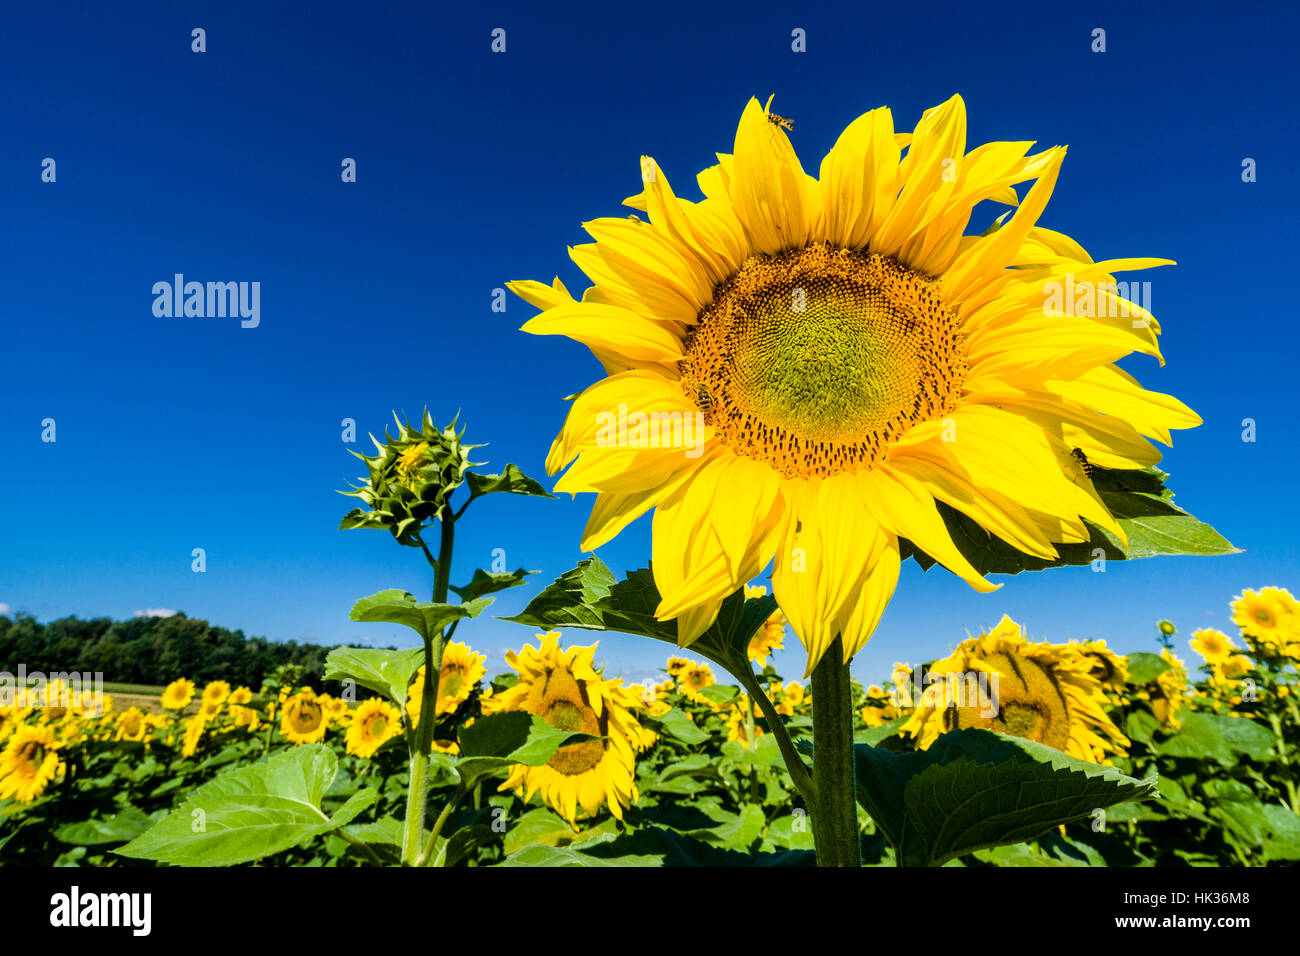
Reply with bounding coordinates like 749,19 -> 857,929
2,1 -> 1296,687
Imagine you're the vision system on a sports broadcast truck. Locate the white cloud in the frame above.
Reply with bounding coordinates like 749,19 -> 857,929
0,603 -> 10,615
133,608 -> 177,618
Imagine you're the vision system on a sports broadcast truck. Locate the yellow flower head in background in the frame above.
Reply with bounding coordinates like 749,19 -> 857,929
0,724 -> 60,803
743,584 -> 786,666
180,714 -> 206,757
1137,648 -> 1190,728
160,678 -> 196,711
512,94 -> 1199,675
676,661 -> 717,703
201,681 -> 232,707
493,631 -> 645,826
859,684 -> 901,728
346,699 -> 402,758
1065,639 -> 1129,691
1232,587 -> 1299,651
903,615 -> 1128,763
113,707 -> 152,743
407,641 -> 488,724
724,694 -> 764,749
773,680 -> 806,716
280,688 -> 330,745
1189,628 -> 1235,664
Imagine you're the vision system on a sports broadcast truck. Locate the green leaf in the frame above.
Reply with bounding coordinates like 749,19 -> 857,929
54,806 -> 156,846
349,589 -> 475,641
907,466 -> 1236,577
1125,651 -> 1171,685
449,567 -> 537,602
465,463 -> 555,501
649,707 -> 710,746
117,746 -> 375,866
503,557 -> 775,673
455,712 -> 598,788
1153,712 -> 1276,767
323,646 -> 425,707
498,825 -> 816,867
852,729 -> 1157,867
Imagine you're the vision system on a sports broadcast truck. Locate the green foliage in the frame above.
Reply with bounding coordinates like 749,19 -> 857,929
851,729 -> 1157,866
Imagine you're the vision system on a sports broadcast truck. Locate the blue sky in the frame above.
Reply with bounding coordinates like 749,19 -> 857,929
2,1 -> 1296,687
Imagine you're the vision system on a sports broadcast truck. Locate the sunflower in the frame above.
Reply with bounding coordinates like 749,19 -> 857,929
773,680 -> 806,717
346,699 -> 403,758
229,686 -> 254,706
160,678 -> 196,711
664,656 -> 692,679
1064,639 -> 1129,692
406,641 -> 489,726
743,584 -> 786,666
724,694 -> 764,748
1136,648 -> 1190,728
1232,587 -> 1300,651
493,631 -> 645,826
511,95 -> 1199,675
859,684 -> 901,728
1190,628 -> 1236,664
0,724 -> 60,803
903,615 -> 1128,763
280,688 -> 330,745
180,714 -> 206,757
113,707 -> 152,743
676,660 -> 717,703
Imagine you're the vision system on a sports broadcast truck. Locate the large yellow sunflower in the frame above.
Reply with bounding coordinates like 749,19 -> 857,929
902,615 -> 1128,763
493,631 -> 645,826
0,724 -> 61,803
511,95 -> 1199,674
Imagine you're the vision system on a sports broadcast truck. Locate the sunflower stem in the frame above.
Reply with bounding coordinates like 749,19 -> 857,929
733,663 -> 815,807
810,638 -> 860,867
402,514 -> 455,866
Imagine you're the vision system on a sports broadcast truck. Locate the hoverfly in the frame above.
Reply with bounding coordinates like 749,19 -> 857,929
767,112 -> 795,131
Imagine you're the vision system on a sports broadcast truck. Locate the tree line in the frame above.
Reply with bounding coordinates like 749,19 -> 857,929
0,611 -> 370,690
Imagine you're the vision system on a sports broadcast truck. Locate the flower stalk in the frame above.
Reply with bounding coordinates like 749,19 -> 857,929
809,637 -> 860,867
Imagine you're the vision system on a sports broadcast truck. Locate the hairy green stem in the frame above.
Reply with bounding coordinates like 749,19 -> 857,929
401,515 -> 456,866
810,637 -> 860,867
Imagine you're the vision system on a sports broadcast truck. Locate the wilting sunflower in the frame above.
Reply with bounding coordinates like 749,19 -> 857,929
280,688 -> 330,745
0,724 -> 60,803
511,95 -> 1199,675
493,631 -> 645,826
1189,628 -> 1236,664
346,698 -> 403,758
1232,587 -> 1299,651
743,584 -> 786,666
160,678 -> 196,711
180,714 -> 207,757
903,615 -> 1128,763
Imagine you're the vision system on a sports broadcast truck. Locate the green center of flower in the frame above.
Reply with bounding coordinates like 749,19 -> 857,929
543,698 -> 605,776
680,244 -> 965,478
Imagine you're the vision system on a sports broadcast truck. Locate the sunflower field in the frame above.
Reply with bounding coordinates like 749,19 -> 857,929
2,583 -> 1297,868
3,93 -> 1292,869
